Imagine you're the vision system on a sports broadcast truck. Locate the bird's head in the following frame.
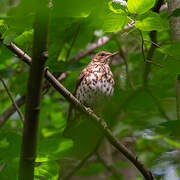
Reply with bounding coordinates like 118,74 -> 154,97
92,50 -> 119,65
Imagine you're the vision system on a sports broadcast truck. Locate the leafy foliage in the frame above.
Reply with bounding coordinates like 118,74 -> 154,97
0,0 -> 180,180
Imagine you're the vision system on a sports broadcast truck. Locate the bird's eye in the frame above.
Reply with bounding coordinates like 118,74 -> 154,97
99,53 -> 105,56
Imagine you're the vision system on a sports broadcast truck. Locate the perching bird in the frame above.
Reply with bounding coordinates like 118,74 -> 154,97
66,50 -> 119,129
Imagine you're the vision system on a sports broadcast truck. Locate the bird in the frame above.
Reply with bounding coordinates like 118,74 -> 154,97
66,50 -> 119,129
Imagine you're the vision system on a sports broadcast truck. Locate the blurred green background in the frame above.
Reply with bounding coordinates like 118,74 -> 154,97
0,0 -> 180,179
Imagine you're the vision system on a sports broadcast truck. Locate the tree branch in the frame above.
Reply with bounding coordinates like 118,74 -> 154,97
143,0 -> 164,87
19,1 -> 49,180
0,72 -> 66,128
138,29 -> 163,68
115,38 -> 135,90
44,69 -> 155,180
69,36 -> 111,62
176,74 -> 180,120
0,77 -> 24,123
0,39 -> 155,180
0,17 -> 154,180
0,95 -> 25,128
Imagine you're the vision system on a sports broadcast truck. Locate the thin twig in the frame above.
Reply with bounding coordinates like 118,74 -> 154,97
0,95 -> 26,128
143,40 -> 161,48
143,31 -> 158,86
0,76 -> 24,123
139,30 -> 146,62
138,29 -> 163,68
144,39 -> 180,61
145,59 -> 163,67
115,38 -> 135,90
143,0 -> 164,86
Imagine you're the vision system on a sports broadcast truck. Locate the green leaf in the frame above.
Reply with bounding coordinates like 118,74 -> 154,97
53,0 -> 102,18
164,137 -> 180,148
14,29 -> 33,46
76,162 -> 106,175
159,41 -> 180,59
103,12 -> 129,32
35,161 -> 59,180
135,11 -> 166,31
169,8 -> 180,17
37,137 -> 73,162
108,1 -> 127,14
0,68 -> 14,78
127,0 -> 156,15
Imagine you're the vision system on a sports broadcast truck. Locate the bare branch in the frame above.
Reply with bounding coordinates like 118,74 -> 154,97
44,69 -> 155,180
69,36 -> 111,62
0,19 -> 155,180
138,29 -> 163,68
0,77 -> 24,123
0,38 -> 155,178
0,95 -> 25,128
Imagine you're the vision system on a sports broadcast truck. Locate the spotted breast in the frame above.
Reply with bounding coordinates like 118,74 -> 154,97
75,61 -> 114,109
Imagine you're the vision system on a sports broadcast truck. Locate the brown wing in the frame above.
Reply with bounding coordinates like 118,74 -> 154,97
66,68 -> 86,127
74,69 -> 86,95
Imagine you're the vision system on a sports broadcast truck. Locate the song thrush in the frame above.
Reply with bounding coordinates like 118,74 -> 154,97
66,50 -> 119,128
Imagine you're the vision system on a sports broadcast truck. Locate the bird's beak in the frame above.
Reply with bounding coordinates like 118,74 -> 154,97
111,51 -> 119,56
106,51 -> 119,59
106,51 -> 119,64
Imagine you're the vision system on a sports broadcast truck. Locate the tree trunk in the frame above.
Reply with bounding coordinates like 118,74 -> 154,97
167,0 -> 180,41
18,1 -> 49,180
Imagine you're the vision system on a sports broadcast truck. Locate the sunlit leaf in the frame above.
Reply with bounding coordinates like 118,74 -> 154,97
127,0 -> 156,14
164,138 -> 180,148
37,137 -> 73,162
103,12 -> 129,32
135,11 -> 166,31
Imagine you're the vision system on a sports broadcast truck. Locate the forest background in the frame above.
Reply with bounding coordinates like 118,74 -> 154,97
0,0 -> 180,180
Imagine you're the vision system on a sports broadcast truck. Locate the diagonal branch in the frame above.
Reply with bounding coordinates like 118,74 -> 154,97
44,69 -> 155,180
0,95 -> 25,127
0,72 -> 67,128
1,32 -> 155,180
0,77 -> 24,123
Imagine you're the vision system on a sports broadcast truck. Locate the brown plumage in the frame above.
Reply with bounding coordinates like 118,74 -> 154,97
66,50 -> 119,129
